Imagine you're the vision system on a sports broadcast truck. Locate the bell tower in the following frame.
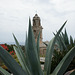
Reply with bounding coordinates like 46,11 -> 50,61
32,14 -> 43,44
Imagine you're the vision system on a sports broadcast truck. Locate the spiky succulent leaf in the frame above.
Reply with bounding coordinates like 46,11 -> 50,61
44,21 -> 67,75
27,18 -> 43,75
74,39 -> 75,45
13,46 -> 31,75
70,35 -> 74,46
37,32 -> 40,60
13,34 -> 30,74
52,46 -> 75,75
44,38 -> 54,75
61,32 -> 65,42
53,32 -> 64,51
25,32 -> 28,56
64,29 -> 69,45
57,34 -> 68,50
0,67 -> 11,75
59,34 -> 68,50
0,46 -> 27,75
54,31 -> 68,51
24,33 -> 32,74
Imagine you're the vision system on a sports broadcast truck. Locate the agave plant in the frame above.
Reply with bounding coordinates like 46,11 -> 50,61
56,29 -> 75,51
0,18 -> 75,75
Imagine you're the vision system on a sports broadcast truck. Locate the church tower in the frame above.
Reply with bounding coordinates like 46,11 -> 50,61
32,14 -> 43,44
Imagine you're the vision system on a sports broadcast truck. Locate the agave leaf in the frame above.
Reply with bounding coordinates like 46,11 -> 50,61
52,46 -> 75,75
13,46 -> 31,75
44,21 -> 67,75
54,35 -> 64,51
64,29 -> 69,45
53,31 -> 68,51
44,38 -> 54,75
13,46 -> 26,71
25,32 -> 28,56
13,35 -> 27,68
0,67 -> 11,75
57,34 -> 68,51
70,71 -> 75,75
27,18 -> 43,75
74,39 -> 75,45
24,33 -> 32,74
0,46 -> 27,75
59,34 -> 68,50
56,39 -> 63,51
13,34 -> 31,75
53,32 -> 63,50
70,35 -> 74,46
37,32 -> 40,60
62,32 -> 65,41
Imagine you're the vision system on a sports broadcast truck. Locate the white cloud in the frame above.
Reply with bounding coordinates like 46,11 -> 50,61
50,0 -> 75,12
0,0 -> 75,43
0,0 -> 24,10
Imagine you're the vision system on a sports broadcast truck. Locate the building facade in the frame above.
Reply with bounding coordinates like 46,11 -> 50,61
32,14 -> 47,56
32,14 -> 43,44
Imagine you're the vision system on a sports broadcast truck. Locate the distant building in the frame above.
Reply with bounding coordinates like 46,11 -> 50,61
32,14 -> 47,56
32,14 -> 43,44
32,14 -> 59,56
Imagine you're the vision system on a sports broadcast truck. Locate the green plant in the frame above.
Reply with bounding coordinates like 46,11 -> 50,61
51,50 -> 75,74
0,19 -> 75,75
51,29 -> 75,73
51,50 -> 67,72
55,28 -> 75,51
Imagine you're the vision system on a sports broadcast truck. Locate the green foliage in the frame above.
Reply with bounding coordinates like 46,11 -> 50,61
44,21 -> 67,75
64,29 -> 69,46
51,50 -> 67,72
52,28 -> 75,74
0,19 -> 75,75
56,28 -> 75,51
0,67 -> 10,75
51,47 -> 75,75
70,35 -> 74,47
0,46 -> 27,75
51,50 -> 75,73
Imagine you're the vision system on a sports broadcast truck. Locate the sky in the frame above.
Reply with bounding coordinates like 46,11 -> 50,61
0,0 -> 75,43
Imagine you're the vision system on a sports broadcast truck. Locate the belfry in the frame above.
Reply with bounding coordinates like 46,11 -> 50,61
32,14 -> 48,56
32,14 -> 43,44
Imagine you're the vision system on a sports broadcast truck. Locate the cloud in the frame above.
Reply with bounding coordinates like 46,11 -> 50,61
0,0 -> 75,43
50,0 -> 75,12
